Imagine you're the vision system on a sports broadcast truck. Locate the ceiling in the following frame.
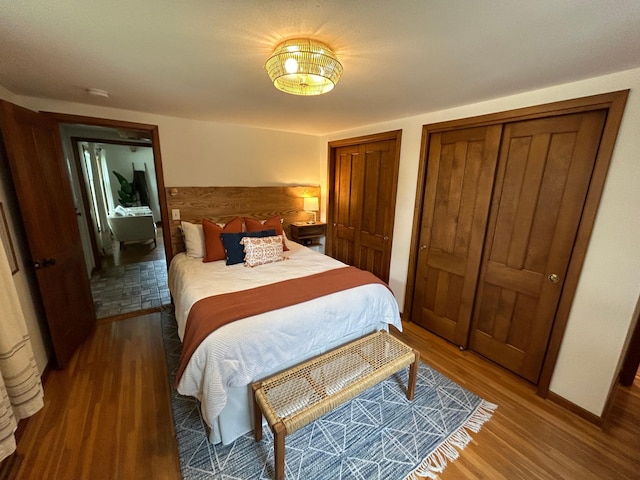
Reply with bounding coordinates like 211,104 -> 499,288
1,1 -> 639,136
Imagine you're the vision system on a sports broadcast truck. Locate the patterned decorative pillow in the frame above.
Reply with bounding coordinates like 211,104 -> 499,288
220,229 -> 276,266
240,235 -> 285,267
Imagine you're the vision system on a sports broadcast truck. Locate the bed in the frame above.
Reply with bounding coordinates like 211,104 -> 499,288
168,236 -> 402,445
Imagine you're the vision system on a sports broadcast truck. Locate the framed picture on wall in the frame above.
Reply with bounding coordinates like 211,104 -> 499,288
0,202 -> 19,274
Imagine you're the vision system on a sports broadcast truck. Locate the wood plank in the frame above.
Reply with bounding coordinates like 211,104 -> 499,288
489,135 -> 529,265
426,249 -> 466,277
165,185 -> 320,258
443,140 -> 467,253
453,139 -> 482,257
484,261 -> 544,298
361,148 -> 381,234
398,321 -> 640,480
493,289 -> 517,343
506,133 -> 549,269
433,269 -> 451,318
431,143 -> 454,251
445,273 -> 463,323
10,313 -> 180,480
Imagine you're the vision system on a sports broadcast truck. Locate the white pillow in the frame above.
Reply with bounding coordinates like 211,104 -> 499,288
181,221 -> 205,258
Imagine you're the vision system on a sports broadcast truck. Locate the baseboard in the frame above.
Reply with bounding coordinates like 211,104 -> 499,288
547,391 -> 604,427
96,305 -> 166,324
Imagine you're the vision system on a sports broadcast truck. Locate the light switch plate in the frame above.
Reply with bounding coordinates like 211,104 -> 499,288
172,209 -> 180,220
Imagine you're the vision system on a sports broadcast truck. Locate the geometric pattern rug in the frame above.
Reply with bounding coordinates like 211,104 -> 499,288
161,311 -> 497,479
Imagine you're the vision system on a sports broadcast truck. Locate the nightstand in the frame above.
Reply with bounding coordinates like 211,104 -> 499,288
289,222 -> 326,247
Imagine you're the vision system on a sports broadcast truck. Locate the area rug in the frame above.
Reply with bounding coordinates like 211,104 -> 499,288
161,311 -> 497,479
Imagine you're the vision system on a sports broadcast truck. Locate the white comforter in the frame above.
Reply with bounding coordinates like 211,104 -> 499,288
168,241 -> 402,433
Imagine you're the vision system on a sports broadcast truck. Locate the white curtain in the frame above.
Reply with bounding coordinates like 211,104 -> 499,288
0,239 -> 43,462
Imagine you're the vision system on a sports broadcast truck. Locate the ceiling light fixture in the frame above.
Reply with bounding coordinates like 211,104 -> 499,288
265,38 -> 343,96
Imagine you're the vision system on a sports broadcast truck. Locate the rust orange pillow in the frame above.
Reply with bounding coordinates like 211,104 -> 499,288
202,217 -> 242,262
243,215 -> 289,251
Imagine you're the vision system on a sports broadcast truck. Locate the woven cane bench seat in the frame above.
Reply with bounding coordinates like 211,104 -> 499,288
251,330 -> 419,480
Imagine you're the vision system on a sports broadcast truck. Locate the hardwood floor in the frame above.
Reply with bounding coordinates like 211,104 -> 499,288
394,322 -> 640,480
9,313 -> 181,480
7,315 -> 639,479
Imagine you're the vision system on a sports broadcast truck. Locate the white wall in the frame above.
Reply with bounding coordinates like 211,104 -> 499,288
323,68 -> 640,416
156,119 -> 324,187
13,96 -> 325,188
103,144 -> 161,218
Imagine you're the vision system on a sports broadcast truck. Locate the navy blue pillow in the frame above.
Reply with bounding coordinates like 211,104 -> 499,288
219,229 -> 277,265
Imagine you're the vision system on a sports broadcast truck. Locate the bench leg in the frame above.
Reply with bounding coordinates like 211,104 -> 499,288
251,383 -> 263,441
273,422 -> 286,480
407,350 -> 420,401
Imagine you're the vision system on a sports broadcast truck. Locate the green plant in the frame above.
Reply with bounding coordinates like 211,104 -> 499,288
112,170 -> 136,206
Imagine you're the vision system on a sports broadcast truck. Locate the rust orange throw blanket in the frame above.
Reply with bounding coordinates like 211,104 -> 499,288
176,266 -> 389,384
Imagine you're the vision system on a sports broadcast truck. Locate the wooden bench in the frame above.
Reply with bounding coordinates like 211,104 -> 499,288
251,331 -> 420,480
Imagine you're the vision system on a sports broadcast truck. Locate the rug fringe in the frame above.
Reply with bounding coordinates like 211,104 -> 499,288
405,400 -> 498,480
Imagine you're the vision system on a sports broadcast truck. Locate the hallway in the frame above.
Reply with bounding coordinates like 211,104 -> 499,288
90,227 -> 170,319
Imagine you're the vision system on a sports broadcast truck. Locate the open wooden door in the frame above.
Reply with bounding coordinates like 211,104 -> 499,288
0,100 -> 95,368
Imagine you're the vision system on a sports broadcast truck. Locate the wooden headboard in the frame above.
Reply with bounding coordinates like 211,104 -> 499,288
165,186 -> 321,259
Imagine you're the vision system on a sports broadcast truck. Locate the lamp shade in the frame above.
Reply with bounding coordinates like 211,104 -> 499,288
303,197 -> 319,212
266,38 -> 343,96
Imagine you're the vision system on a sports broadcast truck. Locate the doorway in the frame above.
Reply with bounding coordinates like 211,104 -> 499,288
50,115 -> 172,321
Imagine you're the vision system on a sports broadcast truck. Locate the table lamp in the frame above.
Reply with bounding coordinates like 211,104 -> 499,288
303,197 -> 319,224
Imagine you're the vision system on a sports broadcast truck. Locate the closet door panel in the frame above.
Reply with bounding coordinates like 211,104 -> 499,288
358,143 -> 393,280
470,111 -> 607,382
412,125 -> 502,345
332,145 -> 362,266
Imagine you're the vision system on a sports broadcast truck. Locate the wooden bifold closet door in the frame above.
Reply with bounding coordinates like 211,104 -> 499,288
327,131 -> 401,283
412,109 -> 607,384
410,125 -> 502,346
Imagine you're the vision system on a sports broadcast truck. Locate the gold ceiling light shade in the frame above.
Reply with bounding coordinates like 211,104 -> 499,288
265,38 -> 343,96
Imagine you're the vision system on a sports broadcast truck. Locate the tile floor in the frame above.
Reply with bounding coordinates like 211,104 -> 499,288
91,259 -> 171,319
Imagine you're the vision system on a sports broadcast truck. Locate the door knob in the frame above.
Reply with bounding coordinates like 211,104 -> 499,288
420,245 -> 427,250
34,258 -> 56,269
548,273 -> 560,283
